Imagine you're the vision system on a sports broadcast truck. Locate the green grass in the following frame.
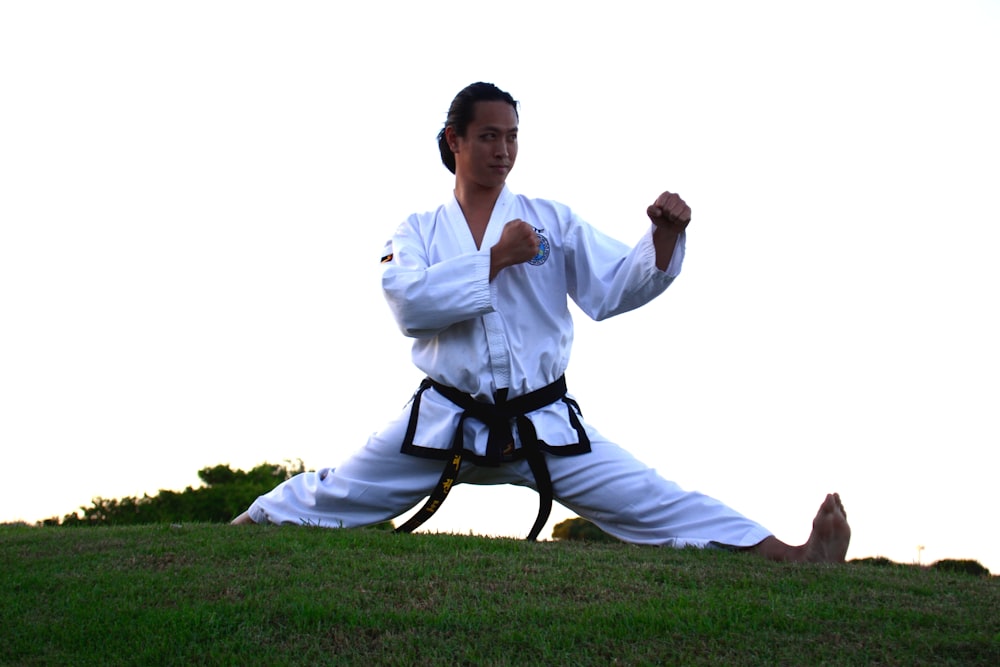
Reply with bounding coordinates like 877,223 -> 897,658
2,524 -> 997,666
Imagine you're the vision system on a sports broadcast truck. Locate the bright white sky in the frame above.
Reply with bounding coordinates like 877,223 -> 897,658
2,1 -> 998,572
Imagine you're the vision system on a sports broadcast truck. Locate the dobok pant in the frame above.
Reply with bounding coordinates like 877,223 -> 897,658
247,391 -> 772,549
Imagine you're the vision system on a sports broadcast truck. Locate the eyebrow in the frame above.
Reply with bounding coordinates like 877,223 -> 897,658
479,125 -> 518,133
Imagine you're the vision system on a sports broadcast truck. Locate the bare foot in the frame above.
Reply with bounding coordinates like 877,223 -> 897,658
802,493 -> 851,563
230,511 -> 256,525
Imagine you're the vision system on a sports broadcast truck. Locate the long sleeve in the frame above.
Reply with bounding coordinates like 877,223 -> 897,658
563,211 -> 684,322
382,225 -> 494,338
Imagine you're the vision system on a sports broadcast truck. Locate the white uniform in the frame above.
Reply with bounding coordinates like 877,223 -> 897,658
247,187 -> 771,548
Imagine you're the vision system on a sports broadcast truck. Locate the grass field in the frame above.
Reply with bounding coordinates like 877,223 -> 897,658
2,524 -> 997,666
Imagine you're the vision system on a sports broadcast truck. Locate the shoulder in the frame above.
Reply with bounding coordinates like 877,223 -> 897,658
507,191 -> 575,223
408,198 -> 455,223
396,196 -> 461,234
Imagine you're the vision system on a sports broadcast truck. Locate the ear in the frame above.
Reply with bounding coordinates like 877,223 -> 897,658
444,126 -> 460,153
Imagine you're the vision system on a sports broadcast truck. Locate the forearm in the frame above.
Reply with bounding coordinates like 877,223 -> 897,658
652,227 -> 684,273
568,223 -> 681,321
382,253 -> 494,337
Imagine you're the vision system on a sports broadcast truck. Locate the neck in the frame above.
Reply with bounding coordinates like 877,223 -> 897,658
453,179 -> 504,216
453,179 -> 505,250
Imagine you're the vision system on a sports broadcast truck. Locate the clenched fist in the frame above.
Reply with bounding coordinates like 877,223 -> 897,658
647,191 -> 691,234
490,219 -> 539,280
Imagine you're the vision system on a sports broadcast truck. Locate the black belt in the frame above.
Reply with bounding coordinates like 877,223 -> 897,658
394,375 -> 589,541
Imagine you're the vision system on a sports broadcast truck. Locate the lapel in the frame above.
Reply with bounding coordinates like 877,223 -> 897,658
446,186 -> 514,253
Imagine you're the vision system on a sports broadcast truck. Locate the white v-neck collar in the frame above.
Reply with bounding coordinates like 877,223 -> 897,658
448,186 -> 513,252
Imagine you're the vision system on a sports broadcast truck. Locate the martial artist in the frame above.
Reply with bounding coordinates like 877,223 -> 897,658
233,82 -> 851,564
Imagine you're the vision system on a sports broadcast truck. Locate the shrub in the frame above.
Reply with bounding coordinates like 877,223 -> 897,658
552,516 -> 620,542
931,559 -> 991,577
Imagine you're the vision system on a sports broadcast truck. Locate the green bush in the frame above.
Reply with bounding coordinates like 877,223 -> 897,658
52,461 -> 306,526
931,558 -> 991,577
552,516 -> 620,542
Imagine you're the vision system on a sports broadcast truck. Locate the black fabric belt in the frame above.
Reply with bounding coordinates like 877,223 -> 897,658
394,375 -> 590,541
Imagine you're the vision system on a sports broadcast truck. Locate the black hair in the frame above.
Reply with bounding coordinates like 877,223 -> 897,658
437,82 -> 518,174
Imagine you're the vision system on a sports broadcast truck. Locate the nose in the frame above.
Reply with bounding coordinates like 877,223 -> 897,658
495,140 -> 509,159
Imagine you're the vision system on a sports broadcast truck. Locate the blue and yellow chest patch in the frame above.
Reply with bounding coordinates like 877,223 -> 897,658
529,227 -> 550,266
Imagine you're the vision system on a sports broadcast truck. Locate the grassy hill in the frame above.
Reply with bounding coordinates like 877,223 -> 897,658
2,524 -> 997,666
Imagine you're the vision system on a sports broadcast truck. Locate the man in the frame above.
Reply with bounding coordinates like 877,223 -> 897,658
233,82 -> 851,564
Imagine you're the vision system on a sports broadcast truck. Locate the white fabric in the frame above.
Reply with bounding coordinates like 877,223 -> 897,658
382,186 -> 680,403
249,408 -> 771,548
248,186 -> 772,548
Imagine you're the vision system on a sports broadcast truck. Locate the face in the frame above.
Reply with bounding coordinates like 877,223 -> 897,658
448,100 -> 519,190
